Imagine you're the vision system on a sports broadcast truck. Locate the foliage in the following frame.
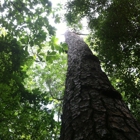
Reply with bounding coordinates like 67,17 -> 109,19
0,34 -> 58,139
0,0 -> 67,139
65,0 -> 140,121
1,0 -> 140,138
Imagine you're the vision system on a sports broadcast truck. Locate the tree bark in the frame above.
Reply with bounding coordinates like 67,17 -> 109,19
60,31 -> 140,140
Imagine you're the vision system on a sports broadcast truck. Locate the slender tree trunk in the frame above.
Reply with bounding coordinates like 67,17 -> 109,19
60,31 -> 140,140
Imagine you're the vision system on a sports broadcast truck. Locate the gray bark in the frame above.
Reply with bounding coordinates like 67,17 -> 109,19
60,31 -> 140,140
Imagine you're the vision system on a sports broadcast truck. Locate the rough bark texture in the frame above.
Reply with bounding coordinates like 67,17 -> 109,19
60,31 -> 140,140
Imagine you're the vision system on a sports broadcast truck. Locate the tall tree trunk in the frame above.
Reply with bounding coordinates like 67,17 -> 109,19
60,31 -> 140,140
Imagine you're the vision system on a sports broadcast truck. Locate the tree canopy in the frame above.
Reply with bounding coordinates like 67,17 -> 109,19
0,0 -> 66,139
0,0 -> 140,139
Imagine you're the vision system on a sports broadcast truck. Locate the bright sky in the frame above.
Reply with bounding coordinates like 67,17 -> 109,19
51,0 -> 68,42
51,0 -> 89,42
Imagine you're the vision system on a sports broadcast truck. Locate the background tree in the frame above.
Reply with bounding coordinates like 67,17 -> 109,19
65,0 -> 140,121
60,31 -> 140,140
